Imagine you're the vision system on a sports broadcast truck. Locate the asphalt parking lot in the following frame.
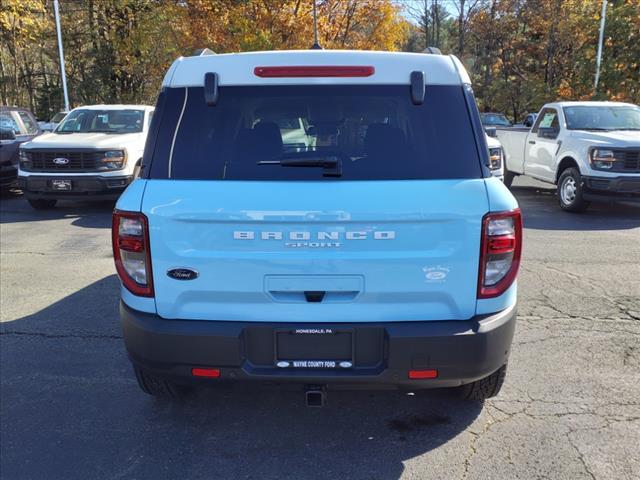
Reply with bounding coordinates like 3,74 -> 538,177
1,177 -> 639,480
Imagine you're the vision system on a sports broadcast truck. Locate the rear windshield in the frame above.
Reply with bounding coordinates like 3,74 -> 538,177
146,85 -> 483,180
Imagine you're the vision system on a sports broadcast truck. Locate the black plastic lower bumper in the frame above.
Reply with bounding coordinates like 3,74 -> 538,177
18,174 -> 133,200
0,163 -> 18,187
121,302 -> 516,389
583,175 -> 640,202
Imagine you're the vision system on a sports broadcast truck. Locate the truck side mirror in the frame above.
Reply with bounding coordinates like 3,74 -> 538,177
524,118 -> 533,128
0,128 -> 16,141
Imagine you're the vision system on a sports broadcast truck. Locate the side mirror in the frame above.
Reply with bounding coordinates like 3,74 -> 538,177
524,118 -> 533,128
538,127 -> 559,139
485,127 -> 497,138
0,128 -> 16,141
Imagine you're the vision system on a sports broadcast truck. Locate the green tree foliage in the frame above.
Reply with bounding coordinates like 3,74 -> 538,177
407,0 -> 639,121
0,0 -> 408,118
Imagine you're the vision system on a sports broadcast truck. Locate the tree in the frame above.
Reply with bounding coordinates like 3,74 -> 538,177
461,0 -> 639,120
0,0 -> 48,110
404,0 -> 450,50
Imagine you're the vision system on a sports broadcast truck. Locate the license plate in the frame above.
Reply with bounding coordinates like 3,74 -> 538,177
51,179 -> 72,191
275,328 -> 354,369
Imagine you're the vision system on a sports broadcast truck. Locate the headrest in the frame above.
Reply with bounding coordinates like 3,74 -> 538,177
364,124 -> 406,155
253,121 -> 283,159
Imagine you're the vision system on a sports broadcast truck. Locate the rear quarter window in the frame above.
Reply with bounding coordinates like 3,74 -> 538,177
146,85 -> 484,181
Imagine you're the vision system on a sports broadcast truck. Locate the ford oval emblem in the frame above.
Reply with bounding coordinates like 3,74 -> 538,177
167,268 -> 198,281
53,157 -> 70,165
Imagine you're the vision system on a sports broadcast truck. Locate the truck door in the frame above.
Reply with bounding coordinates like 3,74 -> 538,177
524,107 -> 561,182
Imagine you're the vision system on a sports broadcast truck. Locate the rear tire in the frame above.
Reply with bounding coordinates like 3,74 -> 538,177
458,364 -> 507,400
503,170 -> 516,188
27,198 -> 57,210
133,365 -> 190,399
557,167 -> 590,213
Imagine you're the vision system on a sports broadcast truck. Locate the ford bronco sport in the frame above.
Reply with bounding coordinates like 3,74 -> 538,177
113,50 -> 522,406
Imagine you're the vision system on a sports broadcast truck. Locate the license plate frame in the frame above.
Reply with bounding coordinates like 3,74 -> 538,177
50,179 -> 72,191
274,328 -> 354,370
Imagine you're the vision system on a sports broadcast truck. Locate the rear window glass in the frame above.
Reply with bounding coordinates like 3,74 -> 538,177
146,85 -> 483,180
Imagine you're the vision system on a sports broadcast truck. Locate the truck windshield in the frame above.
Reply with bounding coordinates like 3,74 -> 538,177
55,109 -> 144,134
481,113 -> 512,127
564,105 -> 640,131
146,85 -> 484,181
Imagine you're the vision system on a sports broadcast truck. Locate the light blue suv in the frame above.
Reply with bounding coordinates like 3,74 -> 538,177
113,50 -> 522,406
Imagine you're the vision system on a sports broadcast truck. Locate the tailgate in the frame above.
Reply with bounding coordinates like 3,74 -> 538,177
143,179 -> 488,322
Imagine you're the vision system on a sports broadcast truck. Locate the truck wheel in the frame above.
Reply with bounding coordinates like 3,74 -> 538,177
457,364 -> 507,400
133,365 -> 189,399
27,198 -> 57,210
557,168 -> 590,212
503,169 -> 516,188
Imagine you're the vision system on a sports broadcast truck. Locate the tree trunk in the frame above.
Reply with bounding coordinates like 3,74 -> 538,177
434,0 -> 440,47
458,0 -> 466,54
0,50 -> 8,106
544,0 -> 562,88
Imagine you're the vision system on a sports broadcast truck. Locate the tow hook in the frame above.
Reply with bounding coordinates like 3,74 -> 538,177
304,384 -> 326,407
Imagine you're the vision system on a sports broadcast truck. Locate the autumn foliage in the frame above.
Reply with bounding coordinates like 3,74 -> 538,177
1,0 -> 638,122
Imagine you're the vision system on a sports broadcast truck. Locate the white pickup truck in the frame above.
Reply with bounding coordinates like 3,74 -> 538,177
18,104 -> 154,209
497,101 -> 640,212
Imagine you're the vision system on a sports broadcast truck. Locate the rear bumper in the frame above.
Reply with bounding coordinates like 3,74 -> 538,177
18,174 -> 132,200
121,302 -> 516,389
583,175 -> 640,202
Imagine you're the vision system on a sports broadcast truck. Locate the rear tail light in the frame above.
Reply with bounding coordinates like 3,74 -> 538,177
112,210 -> 154,297
478,209 -> 522,298
254,66 -> 375,78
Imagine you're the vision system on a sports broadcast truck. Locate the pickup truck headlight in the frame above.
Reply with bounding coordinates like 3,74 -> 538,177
19,149 -> 31,170
590,149 -> 615,170
488,147 -> 503,171
98,150 -> 126,170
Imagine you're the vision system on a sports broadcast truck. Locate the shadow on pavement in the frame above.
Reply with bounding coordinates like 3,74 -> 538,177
512,185 -> 640,231
1,276 -> 482,480
0,190 -> 113,228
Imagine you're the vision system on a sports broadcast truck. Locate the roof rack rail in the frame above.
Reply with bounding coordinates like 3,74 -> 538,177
193,48 -> 216,56
422,47 -> 442,55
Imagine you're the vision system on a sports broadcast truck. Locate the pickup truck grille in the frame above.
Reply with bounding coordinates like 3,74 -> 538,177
613,149 -> 640,173
25,150 -> 104,172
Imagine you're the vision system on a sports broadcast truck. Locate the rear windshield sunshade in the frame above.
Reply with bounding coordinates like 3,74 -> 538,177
146,85 -> 483,181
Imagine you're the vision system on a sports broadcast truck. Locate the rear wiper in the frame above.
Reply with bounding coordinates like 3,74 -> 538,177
257,156 -> 342,177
